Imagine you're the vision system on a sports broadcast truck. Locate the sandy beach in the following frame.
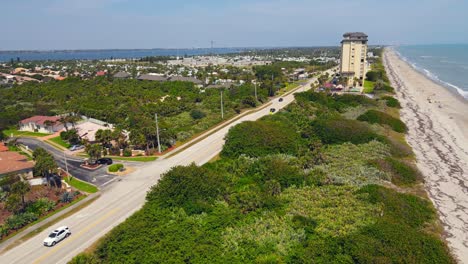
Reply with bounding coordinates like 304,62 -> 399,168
384,48 -> 468,263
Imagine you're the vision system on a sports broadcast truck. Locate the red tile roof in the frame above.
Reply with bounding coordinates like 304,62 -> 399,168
96,71 -> 106,76
20,116 -> 61,126
0,152 -> 34,175
0,143 -> 8,152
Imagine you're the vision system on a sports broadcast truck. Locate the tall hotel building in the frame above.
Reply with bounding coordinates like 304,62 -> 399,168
340,32 -> 368,87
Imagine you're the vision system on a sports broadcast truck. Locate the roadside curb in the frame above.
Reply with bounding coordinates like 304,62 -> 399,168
0,192 -> 100,253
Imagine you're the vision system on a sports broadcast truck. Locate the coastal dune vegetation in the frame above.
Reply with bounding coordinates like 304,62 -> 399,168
70,78 -> 454,263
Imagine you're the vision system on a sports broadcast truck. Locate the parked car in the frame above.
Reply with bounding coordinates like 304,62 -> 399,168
96,158 -> 113,165
270,108 -> 276,113
69,145 -> 84,151
43,226 -> 71,247
279,98 -> 284,102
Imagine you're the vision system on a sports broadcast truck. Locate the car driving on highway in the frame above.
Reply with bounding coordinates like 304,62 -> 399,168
43,226 -> 71,247
279,98 -> 283,102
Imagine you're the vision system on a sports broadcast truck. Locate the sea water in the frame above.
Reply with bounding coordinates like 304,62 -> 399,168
0,48 -> 245,62
395,44 -> 468,99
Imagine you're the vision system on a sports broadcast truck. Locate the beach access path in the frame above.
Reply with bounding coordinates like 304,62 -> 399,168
384,48 -> 468,263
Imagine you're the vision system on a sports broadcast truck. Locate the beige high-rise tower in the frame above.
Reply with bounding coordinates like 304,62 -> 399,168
340,32 -> 368,87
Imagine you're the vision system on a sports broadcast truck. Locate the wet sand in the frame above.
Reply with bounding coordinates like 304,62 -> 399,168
384,48 -> 468,263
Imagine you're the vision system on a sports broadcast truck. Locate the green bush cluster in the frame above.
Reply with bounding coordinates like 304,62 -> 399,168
146,164 -> 228,214
381,96 -> 401,108
313,118 -> 382,144
108,164 -> 124,172
358,110 -> 408,133
370,158 -> 422,186
221,120 -> 302,158
296,92 -> 375,112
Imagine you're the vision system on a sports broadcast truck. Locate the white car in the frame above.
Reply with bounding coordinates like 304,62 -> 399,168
43,226 -> 71,247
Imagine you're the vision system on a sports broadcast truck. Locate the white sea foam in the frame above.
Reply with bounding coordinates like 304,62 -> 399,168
395,49 -> 468,99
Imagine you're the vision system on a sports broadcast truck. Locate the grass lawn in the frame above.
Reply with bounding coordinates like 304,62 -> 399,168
110,156 -> 158,162
65,177 -> 98,193
48,136 -> 71,148
363,80 -> 375,93
3,129 -> 50,138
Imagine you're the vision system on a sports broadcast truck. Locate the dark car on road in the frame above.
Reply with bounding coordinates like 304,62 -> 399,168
96,158 -> 113,165
270,108 -> 276,113
279,98 -> 283,102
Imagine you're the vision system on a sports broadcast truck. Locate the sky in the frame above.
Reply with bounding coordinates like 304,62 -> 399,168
1,0 -> 468,50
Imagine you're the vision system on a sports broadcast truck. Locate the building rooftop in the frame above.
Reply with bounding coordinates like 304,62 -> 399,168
0,151 -> 34,175
0,143 -> 8,152
113,71 -> 131,78
20,116 -> 61,126
168,76 -> 203,84
137,74 -> 168,81
342,32 -> 368,43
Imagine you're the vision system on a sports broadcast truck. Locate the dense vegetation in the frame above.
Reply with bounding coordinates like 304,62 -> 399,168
358,110 -> 408,133
0,78 -> 272,150
71,87 -> 454,263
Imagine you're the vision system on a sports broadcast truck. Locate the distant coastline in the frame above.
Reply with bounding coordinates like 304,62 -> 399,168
393,45 -> 468,100
0,48 -> 247,62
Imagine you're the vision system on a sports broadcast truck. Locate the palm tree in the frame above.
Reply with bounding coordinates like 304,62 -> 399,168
11,181 -> 31,208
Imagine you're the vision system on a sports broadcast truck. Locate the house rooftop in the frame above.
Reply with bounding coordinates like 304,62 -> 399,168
113,71 -> 131,78
20,116 -> 61,126
137,74 -> 168,81
0,152 -> 34,175
169,76 -> 203,84
0,143 -> 8,152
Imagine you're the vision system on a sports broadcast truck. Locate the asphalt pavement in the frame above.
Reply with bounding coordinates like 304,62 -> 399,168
16,138 -> 115,187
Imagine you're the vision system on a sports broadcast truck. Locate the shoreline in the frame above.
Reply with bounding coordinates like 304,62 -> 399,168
384,48 -> 468,263
392,47 -> 468,102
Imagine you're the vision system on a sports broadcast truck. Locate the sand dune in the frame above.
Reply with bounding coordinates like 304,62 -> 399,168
384,48 -> 468,263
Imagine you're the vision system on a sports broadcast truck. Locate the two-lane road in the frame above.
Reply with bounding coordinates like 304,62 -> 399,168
17,138 -> 116,187
0,70 -> 334,264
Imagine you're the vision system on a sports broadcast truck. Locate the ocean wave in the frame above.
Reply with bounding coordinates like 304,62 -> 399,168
395,51 -> 468,99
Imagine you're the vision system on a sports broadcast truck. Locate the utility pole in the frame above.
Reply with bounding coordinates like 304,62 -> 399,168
271,74 -> 274,96
254,82 -> 258,101
221,90 -> 224,119
63,151 -> 70,181
155,113 -> 162,154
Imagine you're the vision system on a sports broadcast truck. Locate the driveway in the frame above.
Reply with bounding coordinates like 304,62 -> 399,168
16,138 -> 116,187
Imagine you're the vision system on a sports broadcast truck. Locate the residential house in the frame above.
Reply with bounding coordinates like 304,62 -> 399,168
19,116 -> 64,134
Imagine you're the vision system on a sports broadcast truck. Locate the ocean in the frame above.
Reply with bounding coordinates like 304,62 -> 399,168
395,44 -> 468,99
0,48 -> 246,62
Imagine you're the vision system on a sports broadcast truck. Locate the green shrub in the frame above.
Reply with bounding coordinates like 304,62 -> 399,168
146,164 -> 227,214
296,92 -> 375,112
190,109 -> 206,120
26,198 -> 56,215
357,110 -> 407,133
6,212 -> 38,230
381,96 -> 401,108
122,148 -> 132,157
108,164 -> 124,172
370,158 -> 422,186
222,120 -> 302,158
358,185 -> 435,228
346,221 -> 455,264
313,118 -> 382,144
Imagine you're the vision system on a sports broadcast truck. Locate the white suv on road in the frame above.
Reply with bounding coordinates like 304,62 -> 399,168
43,226 -> 71,247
